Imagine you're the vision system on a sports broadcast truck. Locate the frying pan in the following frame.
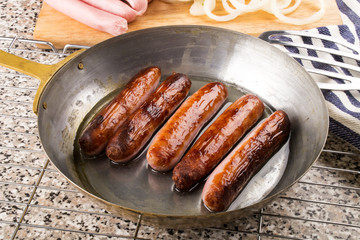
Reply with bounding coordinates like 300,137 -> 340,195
0,25 -> 328,228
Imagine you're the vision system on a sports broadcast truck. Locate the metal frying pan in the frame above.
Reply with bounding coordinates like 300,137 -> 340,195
0,25 -> 328,228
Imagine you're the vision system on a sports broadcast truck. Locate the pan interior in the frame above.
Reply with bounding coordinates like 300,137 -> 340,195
37,26 -> 328,217
73,78 -> 279,215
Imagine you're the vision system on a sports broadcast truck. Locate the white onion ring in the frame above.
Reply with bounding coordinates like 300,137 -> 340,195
222,0 -> 241,14
229,0 -> 270,13
190,0 -> 209,16
270,0 -> 325,25
262,0 -> 302,15
203,0 -> 242,21
195,0 -> 326,25
277,0 -> 292,9
280,0 -> 302,14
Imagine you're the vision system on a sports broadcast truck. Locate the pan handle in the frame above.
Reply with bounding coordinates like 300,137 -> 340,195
0,49 -> 85,114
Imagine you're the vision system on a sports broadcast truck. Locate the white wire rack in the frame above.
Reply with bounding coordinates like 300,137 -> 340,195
0,37 -> 359,240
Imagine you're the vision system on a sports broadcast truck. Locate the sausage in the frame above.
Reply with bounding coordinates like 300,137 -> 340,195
201,110 -> 291,212
45,0 -> 129,35
79,66 -> 161,156
81,0 -> 148,21
106,73 -> 192,163
146,82 -> 228,172
172,94 -> 265,192
81,0 -> 139,22
125,0 -> 149,15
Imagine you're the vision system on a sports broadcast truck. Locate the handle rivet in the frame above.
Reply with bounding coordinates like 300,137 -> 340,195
42,102 -> 47,110
78,62 -> 84,70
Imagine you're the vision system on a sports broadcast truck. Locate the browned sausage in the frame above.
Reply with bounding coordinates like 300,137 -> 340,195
172,94 -> 265,192
146,82 -> 228,172
106,73 -> 192,163
202,110 -> 290,212
79,66 -> 161,156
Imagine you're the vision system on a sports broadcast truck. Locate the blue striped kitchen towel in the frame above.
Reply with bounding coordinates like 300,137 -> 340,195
329,0 -> 360,149
268,0 -> 360,149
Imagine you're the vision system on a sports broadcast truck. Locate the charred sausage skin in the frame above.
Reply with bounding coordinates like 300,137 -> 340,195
202,110 -> 290,212
172,94 -> 265,192
106,73 -> 192,163
79,66 -> 161,156
146,82 -> 228,172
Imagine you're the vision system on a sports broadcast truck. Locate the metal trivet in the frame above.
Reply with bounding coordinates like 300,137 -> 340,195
0,37 -> 359,240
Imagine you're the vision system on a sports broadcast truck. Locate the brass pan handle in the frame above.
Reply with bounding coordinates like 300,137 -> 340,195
0,49 -> 86,114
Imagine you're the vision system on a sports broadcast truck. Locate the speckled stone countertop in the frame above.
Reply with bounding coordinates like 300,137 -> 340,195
0,0 -> 359,239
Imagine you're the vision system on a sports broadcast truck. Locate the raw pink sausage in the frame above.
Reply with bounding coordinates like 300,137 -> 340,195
125,0 -> 149,15
81,0 -> 139,22
45,0 -> 128,35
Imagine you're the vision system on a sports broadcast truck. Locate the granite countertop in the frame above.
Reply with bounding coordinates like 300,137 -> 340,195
1,0 -> 359,239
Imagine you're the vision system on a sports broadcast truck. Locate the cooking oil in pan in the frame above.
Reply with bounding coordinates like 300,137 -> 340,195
73,76 -> 286,215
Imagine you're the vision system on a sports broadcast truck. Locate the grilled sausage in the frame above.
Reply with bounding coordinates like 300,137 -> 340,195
79,66 -> 161,156
146,82 -> 228,172
172,94 -> 265,192
106,73 -> 192,163
202,110 -> 290,212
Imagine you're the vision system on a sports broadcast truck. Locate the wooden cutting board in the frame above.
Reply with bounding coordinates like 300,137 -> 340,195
34,0 -> 343,49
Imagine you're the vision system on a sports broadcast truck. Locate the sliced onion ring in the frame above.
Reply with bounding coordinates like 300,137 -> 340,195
270,0 -> 325,25
197,0 -> 326,25
279,0 -> 302,14
222,0 -> 242,14
229,0 -> 270,13
203,0 -> 242,21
